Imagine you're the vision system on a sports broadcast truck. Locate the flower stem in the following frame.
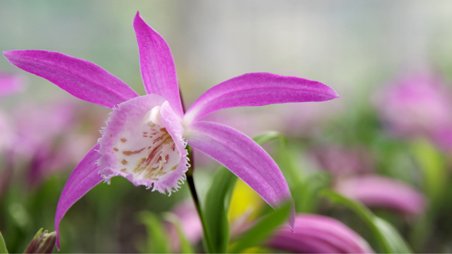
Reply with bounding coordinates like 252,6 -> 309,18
181,90 -> 213,252
186,150 -> 213,253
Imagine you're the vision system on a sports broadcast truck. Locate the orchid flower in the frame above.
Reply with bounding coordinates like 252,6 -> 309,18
3,12 -> 337,245
376,73 -> 452,150
268,214 -> 373,253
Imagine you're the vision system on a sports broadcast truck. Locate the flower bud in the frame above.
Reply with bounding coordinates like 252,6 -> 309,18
24,229 -> 56,254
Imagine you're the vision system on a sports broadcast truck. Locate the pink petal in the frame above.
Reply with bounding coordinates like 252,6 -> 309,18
133,12 -> 183,115
98,95 -> 189,193
186,121 -> 291,207
185,72 -> 338,121
268,214 -> 373,253
3,50 -> 138,108
336,175 -> 425,215
55,145 -> 103,247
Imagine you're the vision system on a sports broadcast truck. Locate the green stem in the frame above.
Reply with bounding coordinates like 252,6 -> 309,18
186,150 -> 213,253
181,90 -> 212,252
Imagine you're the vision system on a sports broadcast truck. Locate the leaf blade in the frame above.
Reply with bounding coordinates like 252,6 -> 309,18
0,231 -> 8,254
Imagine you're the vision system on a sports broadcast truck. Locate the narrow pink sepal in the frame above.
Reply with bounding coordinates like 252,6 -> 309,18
3,50 -> 138,108
187,121 -> 292,207
54,145 -> 102,248
186,72 -> 338,121
133,12 -> 183,115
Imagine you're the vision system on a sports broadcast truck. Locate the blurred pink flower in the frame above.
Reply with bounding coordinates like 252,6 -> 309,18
167,201 -> 203,251
13,101 -> 75,156
310,144 -> 373,177
268,214 -> 373,253
0,72 -> 23,151
11,100 -> 100,187
376,72 -> 452,149
0,72 -> 23,197
336,175 -> 425,216
0,72 -> 24,96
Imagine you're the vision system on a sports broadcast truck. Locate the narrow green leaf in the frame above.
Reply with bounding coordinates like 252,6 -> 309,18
322,191 -> 412,253
297,172 -> 330,213
253,131 -> 281,144
164,213 -> 195,253
411,139 -> 446,208
202,131 -> 284,253
139,212 -> 171,253
229,202 -> 291,253
274,138 -> 303,188
374,217 -> 411,253
0,231 -> 8,254
203,167 -> 236,253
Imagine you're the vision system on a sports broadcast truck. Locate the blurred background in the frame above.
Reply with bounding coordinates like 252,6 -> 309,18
1,0 -> 452,252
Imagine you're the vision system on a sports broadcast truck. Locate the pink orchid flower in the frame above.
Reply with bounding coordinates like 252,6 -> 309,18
376,72 -> 452,149
3,13 -> 337,245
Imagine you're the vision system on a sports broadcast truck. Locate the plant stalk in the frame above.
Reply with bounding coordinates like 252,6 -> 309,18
186,150 -> 213,253
181,90 -> 213,252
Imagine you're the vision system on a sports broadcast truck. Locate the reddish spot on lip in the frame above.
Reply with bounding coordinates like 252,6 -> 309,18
123,147 -> 145,156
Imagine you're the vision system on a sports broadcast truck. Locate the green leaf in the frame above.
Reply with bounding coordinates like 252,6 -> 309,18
374,217 -> 411,253
297,171 -> 330,213
164,213 -> 195,253
252,131 -> 281,144
411,139 -> 446,208
139,212 -> 171,253
0,231 -> 8,254
229,202 -> 291,253
322,191 -> 412,253
203,167 -> 237,253
275,139 -> 303,189
202,131 -> 284,253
